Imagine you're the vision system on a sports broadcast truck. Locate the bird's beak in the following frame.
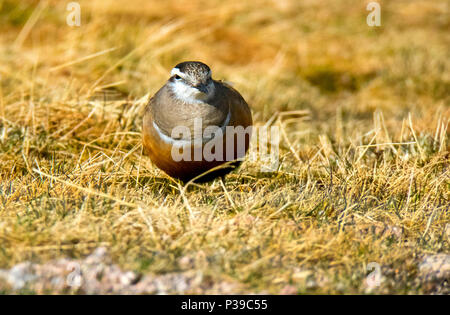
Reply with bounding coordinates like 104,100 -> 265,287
195,84 -> 208,94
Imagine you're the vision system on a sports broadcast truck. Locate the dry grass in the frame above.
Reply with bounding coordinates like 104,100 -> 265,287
0,0 -> 449,294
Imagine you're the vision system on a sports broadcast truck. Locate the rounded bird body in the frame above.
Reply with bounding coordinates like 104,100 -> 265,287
143,61 -> 252,182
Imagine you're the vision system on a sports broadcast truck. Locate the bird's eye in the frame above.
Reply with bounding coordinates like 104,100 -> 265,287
174,75 -> 181,80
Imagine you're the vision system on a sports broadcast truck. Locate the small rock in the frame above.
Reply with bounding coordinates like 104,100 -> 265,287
120,271 -> 138,286
179,255 -> 195,269
85,247 -> 110,265
306,278 -> 317,289
292,269 -> 312,283
419,254 -> 450,282
280,285 -> 297,295
5,262 -> 37,290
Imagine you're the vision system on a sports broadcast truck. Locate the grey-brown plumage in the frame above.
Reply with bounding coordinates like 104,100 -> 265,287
151,80 -> 229,140
143,61 -> 252,181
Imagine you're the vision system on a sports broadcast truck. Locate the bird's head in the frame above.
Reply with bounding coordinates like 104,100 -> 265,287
168,61 -> 215,102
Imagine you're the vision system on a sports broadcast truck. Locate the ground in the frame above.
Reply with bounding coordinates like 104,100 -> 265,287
0,0 -> 448,294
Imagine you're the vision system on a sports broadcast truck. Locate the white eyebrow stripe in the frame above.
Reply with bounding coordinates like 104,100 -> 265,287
170,68 -> 186,78
153,109 -> 231,145
170,68 -> 213,80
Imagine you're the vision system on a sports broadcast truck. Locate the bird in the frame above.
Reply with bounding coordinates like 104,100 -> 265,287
143,61 -> 253,182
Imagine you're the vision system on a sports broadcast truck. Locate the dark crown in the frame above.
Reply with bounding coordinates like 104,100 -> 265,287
174,61 -> 211,80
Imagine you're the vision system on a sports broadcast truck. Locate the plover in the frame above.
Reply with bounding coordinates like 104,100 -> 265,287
142,61 -> 252,181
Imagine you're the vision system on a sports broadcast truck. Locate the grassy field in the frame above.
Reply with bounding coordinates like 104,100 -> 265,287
0,0 -> 448,294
